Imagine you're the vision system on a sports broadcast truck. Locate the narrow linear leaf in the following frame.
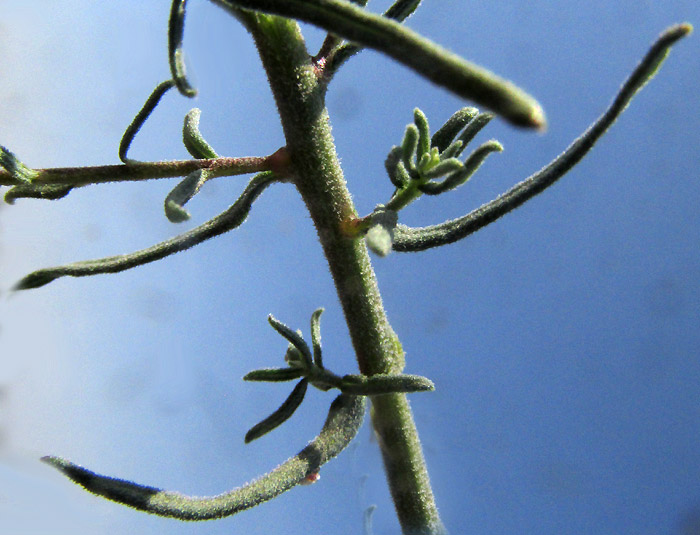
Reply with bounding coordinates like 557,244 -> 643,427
430,107 -> 478,152
268,315 -> 313,369
243,367 -> 305,382
384,0 -> 421,22
168,0 -> 197,97
119,80 -> 176,163
42,394 -> 365,520
439,140 -> 464,161
340,373 -> 434,395
213,0 -> 545,128
245,379 -> 309,443
413,108 -> 430,158
393,24 -> 692,252
421,157 -> 463,180
164,169 -> 211,223
310,308 -> 325,368
452,112 -> 494,157
384,146 -> 410,188
419,140 -> 502,195
183,108 -> 219,159
417,151 -> 432,172
14,172 -> 278,290
401,124 -> 419,172
4,184 -> 73,204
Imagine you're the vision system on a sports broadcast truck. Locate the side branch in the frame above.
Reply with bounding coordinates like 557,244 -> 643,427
393,23 -> 692,252
0,156 -> 274,189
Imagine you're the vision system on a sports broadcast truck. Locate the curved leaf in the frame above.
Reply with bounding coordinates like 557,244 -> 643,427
119,81 -> 176,163
245,379 -> 308,443
183,108 -> 219,159
168,0 -> 197,97
42,393 -> 365,520
14,172 -> 278,290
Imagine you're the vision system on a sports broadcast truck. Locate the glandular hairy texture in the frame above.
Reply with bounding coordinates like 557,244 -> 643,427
43,394 -> 366,520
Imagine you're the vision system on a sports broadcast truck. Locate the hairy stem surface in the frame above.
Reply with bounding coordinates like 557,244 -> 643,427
239,12 -> 444,535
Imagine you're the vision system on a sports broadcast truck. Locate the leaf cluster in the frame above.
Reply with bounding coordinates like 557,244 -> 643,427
244,309 -> 434,442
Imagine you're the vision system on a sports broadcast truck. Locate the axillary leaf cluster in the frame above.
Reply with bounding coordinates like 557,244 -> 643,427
0,1 -> 691,533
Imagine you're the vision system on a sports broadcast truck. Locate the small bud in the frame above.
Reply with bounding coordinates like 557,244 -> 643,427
300,471 -> 320,485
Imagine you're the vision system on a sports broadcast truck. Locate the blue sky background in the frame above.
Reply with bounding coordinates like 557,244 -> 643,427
1,2 -> 699,534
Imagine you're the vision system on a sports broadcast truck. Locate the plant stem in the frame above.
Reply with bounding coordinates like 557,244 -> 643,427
0,156 -> 275,188
241,12 -> 445,535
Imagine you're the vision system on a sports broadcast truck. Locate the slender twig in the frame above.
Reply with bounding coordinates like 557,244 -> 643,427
0,155 -> 277,189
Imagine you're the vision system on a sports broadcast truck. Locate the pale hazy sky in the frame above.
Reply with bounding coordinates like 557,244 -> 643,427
1,2 -> 699,534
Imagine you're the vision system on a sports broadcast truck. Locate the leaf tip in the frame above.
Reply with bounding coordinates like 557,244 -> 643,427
41,455 -> 77,478
677,22 -> 693,36
529,103 -> 548,132
13,271 -> 57,291
164,199 -> 192,223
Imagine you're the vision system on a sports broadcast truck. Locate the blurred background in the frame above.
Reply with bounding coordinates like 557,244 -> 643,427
1,1 -> 699,534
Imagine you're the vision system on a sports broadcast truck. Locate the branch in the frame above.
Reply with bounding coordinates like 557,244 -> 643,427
1,156 -> 272,188
393,23 -> 692,252
43,393 -> 365,520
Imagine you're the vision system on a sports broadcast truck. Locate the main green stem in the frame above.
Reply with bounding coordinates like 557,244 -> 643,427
242,13 -> 445,535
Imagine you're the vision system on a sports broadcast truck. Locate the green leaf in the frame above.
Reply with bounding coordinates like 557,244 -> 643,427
419,140 -> 502,195
245,379 -> 308,443
4,184 -> 72,204
164,169 -> 211,223
319,0 -> 423,75
42,393 -> 365,520
310,308 -> 325,368
183,108 -> 219,159
168,0 -> 197,97
268,315 -> 313,369
243,367 -> 305,382
384,0 -> 421,22
339,373 -> 434,395
430,107 -> 478,152
284,343 -> 306,368
400,124 -> 419,172
384,146 -> 410,188
119,80 -> 176,163
421,157 -> 463,180
439,140 -> 464,161
452,112 -> 494,157
13,172 -> 278,290
413,108 -> 430,158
